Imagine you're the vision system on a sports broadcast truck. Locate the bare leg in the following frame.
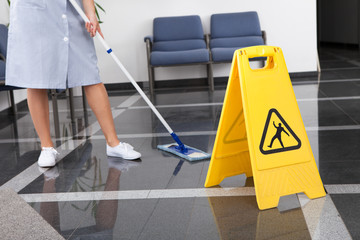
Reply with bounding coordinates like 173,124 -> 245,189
84,83 -> 120,147
27,89 -> 53,148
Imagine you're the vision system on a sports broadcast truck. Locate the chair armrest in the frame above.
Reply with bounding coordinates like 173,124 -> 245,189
204,34 -> 211,49
145,37 -> 152,67
204,34 -> 213,61
144,36 -> 153,56
262,30 -> 267,45
144,35 -> 153,43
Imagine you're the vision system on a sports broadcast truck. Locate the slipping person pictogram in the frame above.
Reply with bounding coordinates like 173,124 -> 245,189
259,108 -> 301,155
268,121 -> 289,148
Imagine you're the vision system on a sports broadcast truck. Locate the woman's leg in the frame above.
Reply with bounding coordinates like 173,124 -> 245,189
27,89 -> 53,148
84,83 -> 120,147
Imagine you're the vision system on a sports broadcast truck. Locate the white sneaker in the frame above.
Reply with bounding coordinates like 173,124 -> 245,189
38,147 -> 59,167
106,142 -> 141,160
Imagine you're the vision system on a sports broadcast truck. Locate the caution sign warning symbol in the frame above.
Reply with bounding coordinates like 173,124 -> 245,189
259,108 -> 301,155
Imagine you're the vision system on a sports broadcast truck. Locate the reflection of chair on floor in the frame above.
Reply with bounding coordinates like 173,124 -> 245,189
55,141 -> 94,192
51,87 -> 89,143
38,148 -> 141,238
40,157 -> 121,238
18,141 -> 93,194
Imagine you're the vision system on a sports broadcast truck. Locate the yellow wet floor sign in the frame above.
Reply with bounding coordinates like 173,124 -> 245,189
205,46 -> 326,210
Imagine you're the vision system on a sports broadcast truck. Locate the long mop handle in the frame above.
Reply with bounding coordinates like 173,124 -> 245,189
68,0 -> 185,148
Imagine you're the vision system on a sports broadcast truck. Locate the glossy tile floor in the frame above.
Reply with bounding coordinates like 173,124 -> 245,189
1,45 -> 360,239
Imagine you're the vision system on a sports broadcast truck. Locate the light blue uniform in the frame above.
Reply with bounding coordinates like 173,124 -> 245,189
5,0 -> 101,89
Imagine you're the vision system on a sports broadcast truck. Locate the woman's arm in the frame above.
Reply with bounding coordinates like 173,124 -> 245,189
82,0 -> 104,38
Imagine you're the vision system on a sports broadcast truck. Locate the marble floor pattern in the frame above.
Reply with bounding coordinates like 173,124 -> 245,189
1,45 -> 360,239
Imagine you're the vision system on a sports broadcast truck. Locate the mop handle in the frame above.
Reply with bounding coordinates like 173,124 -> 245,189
68,0 -> 174,135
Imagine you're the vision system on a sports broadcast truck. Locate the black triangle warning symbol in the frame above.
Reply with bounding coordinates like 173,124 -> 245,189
259,109 -> 301,155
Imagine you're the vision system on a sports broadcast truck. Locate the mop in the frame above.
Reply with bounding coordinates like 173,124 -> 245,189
68,0 -> 211,161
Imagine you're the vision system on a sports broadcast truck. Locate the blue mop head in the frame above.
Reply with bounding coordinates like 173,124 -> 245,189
157,143 -> 211,161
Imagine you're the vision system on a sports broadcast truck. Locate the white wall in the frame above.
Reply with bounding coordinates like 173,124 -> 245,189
0,0 -> 9,26
95,0 -> 318,84
0,0 -> 318,109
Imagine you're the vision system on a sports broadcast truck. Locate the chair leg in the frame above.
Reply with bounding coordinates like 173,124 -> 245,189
81,87 -> 90,138
9,90 -> 17,114
68,88 -> 75,124
51,90 -> 61,140
81,87 -> 87,111
148,66 -> 155,95
207,63 -> 214,92
261,59 -> 266,68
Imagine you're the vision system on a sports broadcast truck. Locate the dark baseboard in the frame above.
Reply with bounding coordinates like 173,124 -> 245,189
319,42 -> 359,49
289,71 -> 318,78
104,82 -> 145,91
136,71 -> 318,90
104,78 -> 228,91
103,71 -> 319,92
155,78 -> 209,88
1,70 -> 319,115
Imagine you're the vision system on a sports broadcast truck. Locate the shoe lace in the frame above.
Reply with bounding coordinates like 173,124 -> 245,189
42,147 -> 59,155
119,142 -> 134,151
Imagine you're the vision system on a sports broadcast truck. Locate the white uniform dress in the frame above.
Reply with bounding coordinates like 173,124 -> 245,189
5,0 -> 101,89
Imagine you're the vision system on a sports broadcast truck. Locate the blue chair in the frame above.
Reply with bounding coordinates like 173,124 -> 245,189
209,12 -> 266,63
0,24 -> 22,114
145,15 -> 213,94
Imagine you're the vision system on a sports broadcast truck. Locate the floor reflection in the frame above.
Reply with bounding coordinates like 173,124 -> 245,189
37,156 -> 141,239
208,196 -> 311,240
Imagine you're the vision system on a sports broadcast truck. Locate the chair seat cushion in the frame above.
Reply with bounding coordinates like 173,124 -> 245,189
211,46 -> 265,62
151,49 -> 209,66
210,36 -> 264,49
152,39 -> 206,52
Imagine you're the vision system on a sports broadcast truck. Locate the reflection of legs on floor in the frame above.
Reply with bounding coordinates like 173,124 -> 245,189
95,168 -> 121,231
40,176 -> 60,232
95,159 -> 141,230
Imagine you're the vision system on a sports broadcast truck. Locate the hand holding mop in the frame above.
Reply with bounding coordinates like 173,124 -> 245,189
68,0 -> 211,161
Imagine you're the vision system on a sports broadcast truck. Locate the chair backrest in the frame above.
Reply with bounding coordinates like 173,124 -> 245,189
153,15 -> 204,42
0,24 -> 8,58
211,12 -> 262,39
152,15 -> 207,52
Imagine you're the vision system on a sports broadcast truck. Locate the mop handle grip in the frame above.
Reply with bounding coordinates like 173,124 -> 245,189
68,0 -> 175,135
68,0 -> 113,51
